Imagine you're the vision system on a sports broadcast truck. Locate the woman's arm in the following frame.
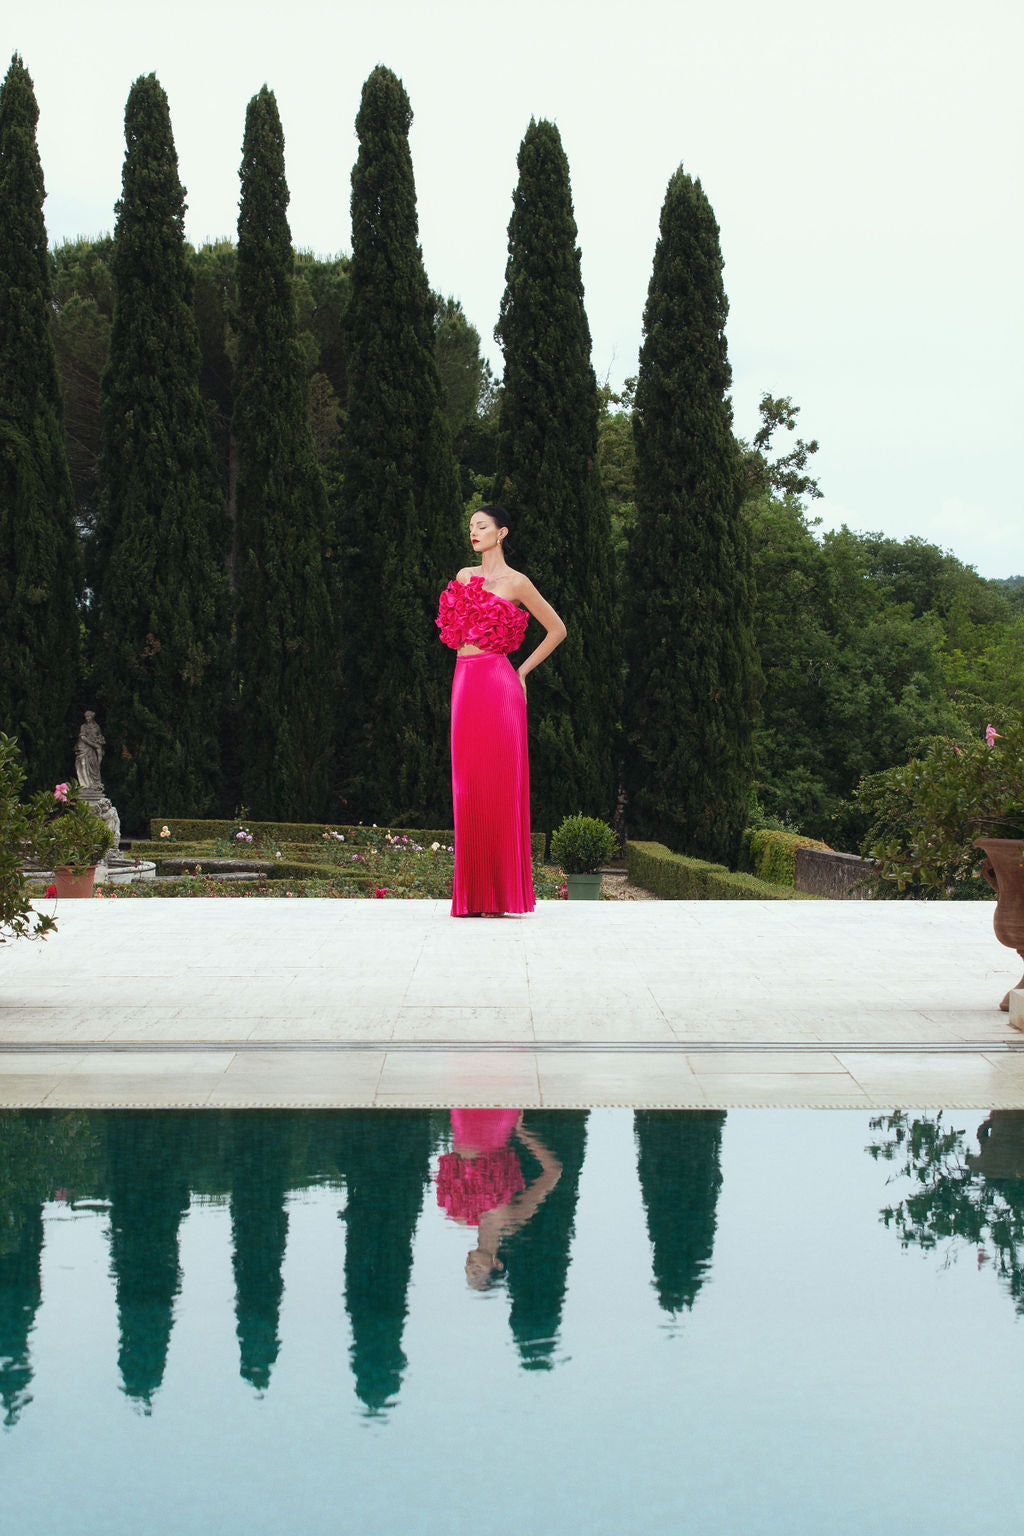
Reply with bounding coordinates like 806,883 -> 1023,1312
510,575 -> 567,689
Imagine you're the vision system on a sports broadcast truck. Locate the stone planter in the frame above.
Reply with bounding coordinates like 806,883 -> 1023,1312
566,872 -> 603,902
52,864 -> 98,899
973,838 -> 1024,1014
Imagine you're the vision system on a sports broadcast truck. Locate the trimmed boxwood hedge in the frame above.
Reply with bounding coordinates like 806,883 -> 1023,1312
148,818 -> 546,863
626,841 -> 813,900
740,828 -> 832,887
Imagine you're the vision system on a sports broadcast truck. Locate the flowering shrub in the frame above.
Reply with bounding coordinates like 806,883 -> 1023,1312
27,780 -> 114,875
859,717 -> 1024,898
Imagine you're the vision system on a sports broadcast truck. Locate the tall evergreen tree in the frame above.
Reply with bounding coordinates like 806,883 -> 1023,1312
623,167 -> 759,863
492,119 -> 617,835
233,85 -> 339,818
0,55 -> 80,786
339,65 -> 463,824
91,75 -> 228,829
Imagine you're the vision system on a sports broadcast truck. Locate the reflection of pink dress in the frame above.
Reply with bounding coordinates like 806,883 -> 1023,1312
435,1108 -> 525,1225
437,578 -> 534,917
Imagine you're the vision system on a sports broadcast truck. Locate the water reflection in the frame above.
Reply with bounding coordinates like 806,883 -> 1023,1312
433,1110 -> 580,1367
868,1110 -> 1024,1312
635,1110 -> 725,1316
7,1106 -> 1021,1430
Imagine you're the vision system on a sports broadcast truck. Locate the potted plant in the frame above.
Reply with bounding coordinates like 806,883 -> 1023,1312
549,813 -> 619,901
0,733 -> 58,942
28,778 -> 115,898
859,717 -> 1024,1010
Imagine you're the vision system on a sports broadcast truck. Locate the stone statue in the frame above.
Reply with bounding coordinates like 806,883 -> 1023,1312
74,711 -> 105,791
95,796 -> 121,853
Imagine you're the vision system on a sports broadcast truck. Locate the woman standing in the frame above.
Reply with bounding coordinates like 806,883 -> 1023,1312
436,506 -> 566,917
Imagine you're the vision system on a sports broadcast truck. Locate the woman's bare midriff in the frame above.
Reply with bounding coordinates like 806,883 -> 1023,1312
457,645 -> 492,656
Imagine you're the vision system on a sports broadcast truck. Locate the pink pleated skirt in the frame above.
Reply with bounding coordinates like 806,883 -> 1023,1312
450,654 -> 535,916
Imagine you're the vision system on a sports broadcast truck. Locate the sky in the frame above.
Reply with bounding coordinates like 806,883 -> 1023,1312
10,0 -> 1023,578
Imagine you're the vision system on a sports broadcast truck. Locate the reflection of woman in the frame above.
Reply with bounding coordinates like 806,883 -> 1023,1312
436,506 -> 566,918
435,1109 -> 562,1288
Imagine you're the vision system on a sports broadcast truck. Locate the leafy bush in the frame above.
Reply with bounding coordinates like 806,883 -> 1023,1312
0,733 -> 57,943
549,814 -> 619,875
858,716 -> 1024,897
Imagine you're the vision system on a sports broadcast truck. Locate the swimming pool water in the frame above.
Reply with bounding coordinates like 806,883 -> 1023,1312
1,1107 -> 1022,1534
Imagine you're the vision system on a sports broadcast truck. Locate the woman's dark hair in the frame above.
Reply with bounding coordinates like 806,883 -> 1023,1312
475,503 -> 512,552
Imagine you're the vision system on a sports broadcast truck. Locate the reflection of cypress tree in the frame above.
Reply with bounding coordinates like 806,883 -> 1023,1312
339,1111 -> 432,1414
229,1111 -> 291,1391
634,1110 -> 725,1314
0,1203 -> 43,1426
505,1111 -> 588,1370
105,1112 -> 191,1406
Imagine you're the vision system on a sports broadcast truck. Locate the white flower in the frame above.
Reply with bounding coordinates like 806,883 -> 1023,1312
160,826 -> 170,839
431,841 -> 440,852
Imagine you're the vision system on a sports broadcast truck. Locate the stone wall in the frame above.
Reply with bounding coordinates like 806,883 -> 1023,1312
794,847 -> 876,900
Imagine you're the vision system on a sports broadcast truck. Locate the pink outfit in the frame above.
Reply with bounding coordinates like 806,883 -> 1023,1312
451,1107 -> 521,1155
436,1112 -> 525,1225
437,579 -> 534,917
436,576 -> 529,655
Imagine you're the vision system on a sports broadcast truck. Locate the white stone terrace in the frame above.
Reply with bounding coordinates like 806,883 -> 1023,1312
1,899 -> 1022,1109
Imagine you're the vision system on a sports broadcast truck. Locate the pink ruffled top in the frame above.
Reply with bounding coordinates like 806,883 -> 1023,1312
435,1147 -> 526,1226
436,576 -> 529,655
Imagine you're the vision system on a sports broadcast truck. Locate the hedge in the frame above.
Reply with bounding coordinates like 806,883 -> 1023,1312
147,818 -> 546,863
626,841 -> 805,901
740,828 -> 832,887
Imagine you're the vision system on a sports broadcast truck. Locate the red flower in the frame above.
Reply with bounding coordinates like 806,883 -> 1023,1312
45,884 -> 57,898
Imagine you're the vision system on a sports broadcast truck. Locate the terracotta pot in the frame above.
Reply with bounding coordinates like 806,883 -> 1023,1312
52,864 -> 98,899
973,839 -> 1024,1012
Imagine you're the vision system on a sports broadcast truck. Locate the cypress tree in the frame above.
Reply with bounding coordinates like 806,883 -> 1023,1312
92,75 -> 227,828
0,54 -> 80,786
233,85 -> 339,818
492,119 -> 617,836
339,65 -> 462,824
623,167 -> 759,863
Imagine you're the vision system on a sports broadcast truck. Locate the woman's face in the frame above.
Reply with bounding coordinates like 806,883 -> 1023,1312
469,511 -> 505,554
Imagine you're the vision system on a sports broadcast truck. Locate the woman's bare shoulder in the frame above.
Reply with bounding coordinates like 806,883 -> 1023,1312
454,566 -> 477,584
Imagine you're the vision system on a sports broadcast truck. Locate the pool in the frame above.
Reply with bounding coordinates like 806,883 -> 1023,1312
1,1107 -> 1022,1534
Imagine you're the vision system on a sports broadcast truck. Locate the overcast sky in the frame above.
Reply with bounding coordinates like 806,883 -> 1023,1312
11,0 -> 1023,577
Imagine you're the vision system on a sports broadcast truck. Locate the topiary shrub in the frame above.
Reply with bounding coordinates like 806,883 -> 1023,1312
743,828 -> 832,887
550,814 -> 619,875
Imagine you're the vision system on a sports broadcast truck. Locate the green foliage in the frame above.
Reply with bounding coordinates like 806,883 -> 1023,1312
740,494 -> 1021,841
339,66 -> 463,823
867,1111 -> 1024,1315
91,75 -> 228,831
625,841 -> 798,901
549,813 -> 618,874
492,118 -> 618,831
623,166 -> 758,866
50,234 -> 115,536
858,716 -> 1024,897
741,827 -> 831,887
737,392 -> 822,502
26,778 -> 114,873
232,86 -> 340,820
0,55 -> 81,787
0,732 -> 57,941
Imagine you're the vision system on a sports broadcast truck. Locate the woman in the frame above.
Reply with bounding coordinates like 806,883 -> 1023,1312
437,506 -> 566,917
434,1108 -> 563,1289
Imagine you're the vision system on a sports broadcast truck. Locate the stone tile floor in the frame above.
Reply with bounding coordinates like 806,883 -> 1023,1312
1,899 -> 1022,1107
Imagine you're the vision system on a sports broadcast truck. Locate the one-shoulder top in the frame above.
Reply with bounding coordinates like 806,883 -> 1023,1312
436,576 -> 529,655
